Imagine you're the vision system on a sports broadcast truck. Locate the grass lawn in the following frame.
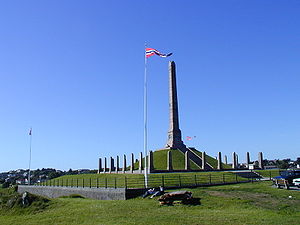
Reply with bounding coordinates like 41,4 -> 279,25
255,169 -> 281,178
1,181 -> 300,225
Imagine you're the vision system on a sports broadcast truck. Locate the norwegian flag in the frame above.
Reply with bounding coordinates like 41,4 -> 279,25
186,136 -> 196,141
145,48 -> 172,58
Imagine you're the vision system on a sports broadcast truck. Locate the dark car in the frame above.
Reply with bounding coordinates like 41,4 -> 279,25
272,169 -> 300,189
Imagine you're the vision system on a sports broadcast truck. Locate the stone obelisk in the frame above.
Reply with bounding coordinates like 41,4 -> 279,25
165,61 -> 186,150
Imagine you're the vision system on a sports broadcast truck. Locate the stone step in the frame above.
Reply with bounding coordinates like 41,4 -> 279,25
178,147 -> 214,170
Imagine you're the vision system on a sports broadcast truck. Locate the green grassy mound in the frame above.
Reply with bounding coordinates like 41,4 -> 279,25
153,149 -> 200,170
188,148 -> 232,169
133,148 -> 231,171
0,186 -> 51,215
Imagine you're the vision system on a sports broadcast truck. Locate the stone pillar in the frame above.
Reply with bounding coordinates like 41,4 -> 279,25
246,152 -> 250,169
98,158 -> 102,174
165,61 -> 186,150
217,152 -> 222,170
258,152 -> 264,169
232,152 -> 236,169
185,151 -> 190,170
104,157 -> 107,173
130,153 -> 134,173
148,150 -> 154,173
202,151 -> 206,170
116,156 -> 119,173
139,152 -> 143,173
167,151 -> 173,171
122,154 -> 126,173
109,157 -> 114,173
224,155 -> 228,165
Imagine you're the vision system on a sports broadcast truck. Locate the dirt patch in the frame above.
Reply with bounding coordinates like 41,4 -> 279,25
205,190 -> 300,212
207,190 -> 269,199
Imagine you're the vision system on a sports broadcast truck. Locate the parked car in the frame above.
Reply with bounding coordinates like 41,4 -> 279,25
292,178 -> 300,188
272,169 -> 300,189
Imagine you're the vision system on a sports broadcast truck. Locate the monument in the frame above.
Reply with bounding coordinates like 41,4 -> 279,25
97,61 -> 265,173
165,61 -> 186,150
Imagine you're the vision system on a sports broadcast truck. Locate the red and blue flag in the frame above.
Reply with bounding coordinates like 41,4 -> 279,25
145,48 -> 172,58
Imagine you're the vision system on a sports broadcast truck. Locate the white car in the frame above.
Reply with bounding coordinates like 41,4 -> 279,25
292,178 -> 300,187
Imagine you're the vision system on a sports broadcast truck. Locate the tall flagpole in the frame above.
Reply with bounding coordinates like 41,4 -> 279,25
144,44 -> 148,188
28,128 -> 32,185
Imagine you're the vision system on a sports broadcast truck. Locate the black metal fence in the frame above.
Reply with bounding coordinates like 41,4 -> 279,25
38,173 -> 257,189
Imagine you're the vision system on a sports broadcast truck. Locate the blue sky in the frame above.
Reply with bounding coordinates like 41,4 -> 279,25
0,1 -> 299,172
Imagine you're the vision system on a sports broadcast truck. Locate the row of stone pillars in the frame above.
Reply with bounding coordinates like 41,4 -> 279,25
166,151 -> 264,171
98,151 -> 264,173
98,151 -> 155,174
227,151 -> 264,169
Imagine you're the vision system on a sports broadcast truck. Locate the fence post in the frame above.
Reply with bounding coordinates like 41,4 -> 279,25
194,175 -> 197,186
209,174 -> 211,185
83,178 -> 85,188
223,174 -> 225,183
90,178 -> 92,188
105,177 -> 108,188
162,175 -> 165,187
125,176 -> 127,189
96,178 -> 99,188
269,171 -> 272,180
114,177 -> 117,189
179,175 -> 182,187
235,174 -> 238,183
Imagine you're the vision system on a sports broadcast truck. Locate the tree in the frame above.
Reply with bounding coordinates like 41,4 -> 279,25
276,159 -> 289,169
48,171 -> 60,179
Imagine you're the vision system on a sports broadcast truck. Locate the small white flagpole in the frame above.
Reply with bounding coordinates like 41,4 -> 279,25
28,128 -> 32,185
144,44 -> 148,188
